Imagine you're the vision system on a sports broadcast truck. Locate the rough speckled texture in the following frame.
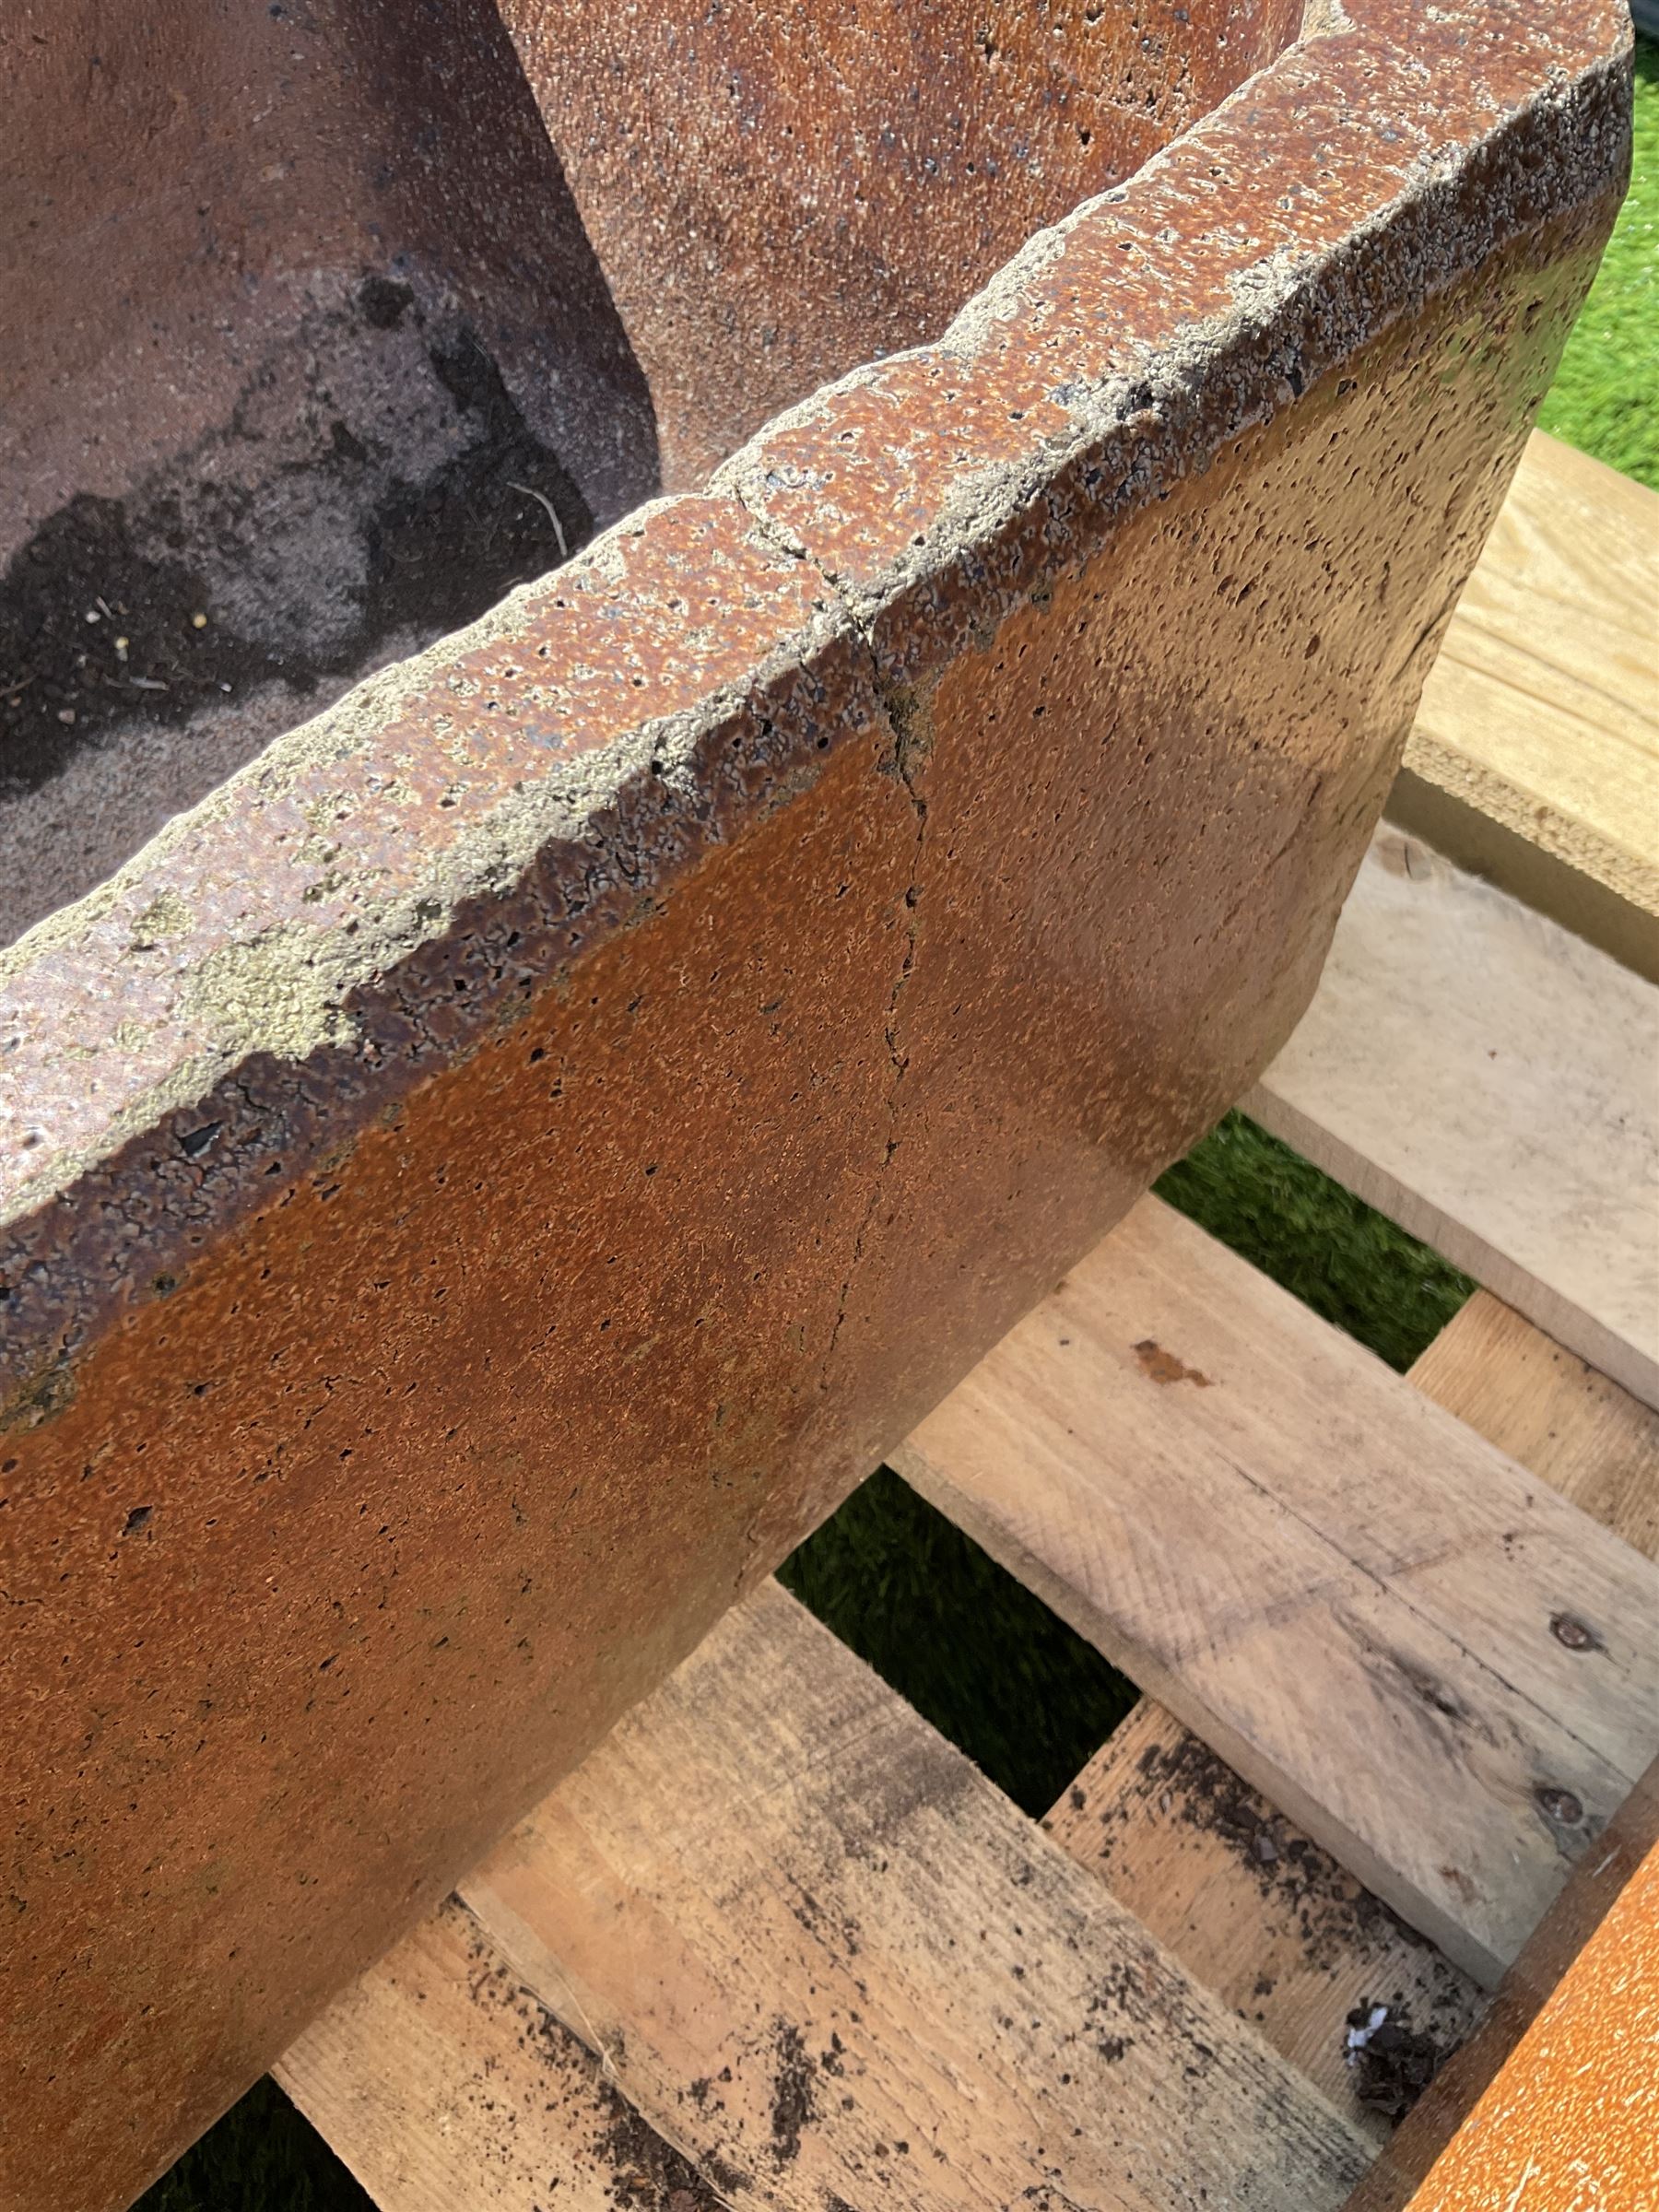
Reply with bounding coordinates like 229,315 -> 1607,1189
0,1 -> 1632,2206
1402,1835 -> 1659,2208
0,0 -> 657,941
496,0 -> 1305,487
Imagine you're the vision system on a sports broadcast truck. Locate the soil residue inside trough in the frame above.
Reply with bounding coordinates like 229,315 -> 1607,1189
0,276 -> 591,806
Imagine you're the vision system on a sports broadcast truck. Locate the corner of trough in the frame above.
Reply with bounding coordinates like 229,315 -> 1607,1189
713,0 -> 1630,692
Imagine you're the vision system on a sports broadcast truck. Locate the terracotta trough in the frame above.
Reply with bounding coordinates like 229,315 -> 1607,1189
0,1 -> 1631,2204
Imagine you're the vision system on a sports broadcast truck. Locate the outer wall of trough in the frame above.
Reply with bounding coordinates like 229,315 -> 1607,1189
0,3 -> 1632,2206
1399,1832 -> 1659,2209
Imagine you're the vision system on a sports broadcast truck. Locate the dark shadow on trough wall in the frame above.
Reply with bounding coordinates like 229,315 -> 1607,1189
0,0 -> 659,937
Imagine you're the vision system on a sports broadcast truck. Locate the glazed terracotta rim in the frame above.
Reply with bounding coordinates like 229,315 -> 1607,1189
0,0 -> 1630,1376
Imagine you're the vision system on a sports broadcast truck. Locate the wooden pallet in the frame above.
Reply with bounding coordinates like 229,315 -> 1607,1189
274,437 -> 1659,2209
1393,430 -> 1659,986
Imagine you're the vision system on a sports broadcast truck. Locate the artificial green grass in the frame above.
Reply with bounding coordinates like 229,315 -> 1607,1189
781,1465 -> 1141,1818
142,41 -> 1651,2211
137,2082 -> 371,2212
1156,1111 -> 1474,1375
1537,40 -> 1659,490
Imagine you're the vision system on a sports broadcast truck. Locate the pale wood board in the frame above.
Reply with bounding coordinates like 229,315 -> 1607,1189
1406,430 -> 1659,919
460,1579 -> 1371,2212
1383,769 -> 1659,987
1410,1288 -> 1659,1560
276,1898 -> 725,2211
1042,1702 -> 1486,2142
1040,1288 -> 1659,2154
894,1194 -> 1659,1986
1248,826 -> 1659,1406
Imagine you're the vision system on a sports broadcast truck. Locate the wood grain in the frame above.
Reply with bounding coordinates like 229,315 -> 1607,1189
1334,1301 -> 1659,2203
1406,430 -> 1659,921
1249,826 -> 1659,1406
1042,1704 -> 1486,2140
460,1579 -> 1371,2212
1410,1288 -> 1659,1558
276,1898 -> 725,2212
1040,1286 -> 1659,2152
895,1194 -> 1659,1985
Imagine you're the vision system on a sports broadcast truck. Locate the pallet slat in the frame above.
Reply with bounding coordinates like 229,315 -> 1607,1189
1040,1287 -> 1659,2153
1405,430 -> 1659,925
1410,1288 -> 1659,1558
453,1580 -> 1371,2212
894,1194 -> 1659,1986
277,1901 -> 724,2212
1351,1762 -> 1659,2212
1042,1703 -> 1486,2137
283,1582 -> 1371,2212
1248,826 -> 1659,1407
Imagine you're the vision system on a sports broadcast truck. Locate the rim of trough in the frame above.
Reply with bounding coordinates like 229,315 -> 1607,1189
0,0 -> 1632,1392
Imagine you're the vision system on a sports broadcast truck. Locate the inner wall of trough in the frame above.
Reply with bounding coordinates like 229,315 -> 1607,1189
0,0 -> 658,947
0,0 -> 1300,947
500,0 -> 1306,488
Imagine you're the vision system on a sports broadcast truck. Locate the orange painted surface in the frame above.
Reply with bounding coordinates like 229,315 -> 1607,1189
1406,1841 -> 1659,2210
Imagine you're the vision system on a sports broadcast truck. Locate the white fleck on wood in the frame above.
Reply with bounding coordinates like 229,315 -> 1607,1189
461,1579 -> 1371,2212
1248,826 -> 1659,1406
895,1194 -> 1659,1986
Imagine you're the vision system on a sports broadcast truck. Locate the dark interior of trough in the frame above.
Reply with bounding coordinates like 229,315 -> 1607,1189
1,0 -> 1302,946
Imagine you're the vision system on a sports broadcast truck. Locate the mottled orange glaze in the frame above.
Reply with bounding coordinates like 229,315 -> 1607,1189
1402,1839 -> 1659,2209
0,0 -> 1632,2204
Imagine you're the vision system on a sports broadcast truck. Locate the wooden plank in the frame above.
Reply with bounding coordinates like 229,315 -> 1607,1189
1409,1288 -> 1659,1559
1383,770 -> 1659,988
1404,430 -> 1659,924
893,1194 -> 1659,1985
1248,825 -> 1659,1406
459,1579 -> 1371,2212
1042,1704 -> 1486,2141
1040,1289 -> 1659,2148
1337,1300 -> 1659,2200
276,1899 -> 726,2212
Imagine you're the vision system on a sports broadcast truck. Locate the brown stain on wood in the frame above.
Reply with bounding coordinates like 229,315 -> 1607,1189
1134,1339 -> 1212,1388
